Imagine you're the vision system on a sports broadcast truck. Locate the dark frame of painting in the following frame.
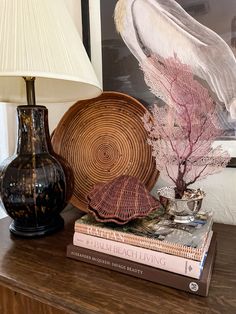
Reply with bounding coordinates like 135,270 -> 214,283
81,0 -> 91,60
82,0 -> 236,167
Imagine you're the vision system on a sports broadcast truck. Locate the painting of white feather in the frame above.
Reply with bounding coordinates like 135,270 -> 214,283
98,0 -> 236,137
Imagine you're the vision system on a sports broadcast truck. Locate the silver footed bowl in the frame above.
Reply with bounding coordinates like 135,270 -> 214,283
157,186 -> 205,223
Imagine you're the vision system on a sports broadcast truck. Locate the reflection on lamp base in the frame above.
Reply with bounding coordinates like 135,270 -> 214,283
9,215 -> 64,237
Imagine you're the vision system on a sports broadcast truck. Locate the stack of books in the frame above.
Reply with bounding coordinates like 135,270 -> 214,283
67,210 -> 216,296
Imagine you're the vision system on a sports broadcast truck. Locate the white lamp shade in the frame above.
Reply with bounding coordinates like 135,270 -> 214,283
0,0 -> 102,103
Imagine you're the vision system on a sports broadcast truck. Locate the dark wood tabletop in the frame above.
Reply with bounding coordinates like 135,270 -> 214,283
0,207 -> 236,314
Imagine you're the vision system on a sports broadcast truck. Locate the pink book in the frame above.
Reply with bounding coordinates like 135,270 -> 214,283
73,231 -> 213,279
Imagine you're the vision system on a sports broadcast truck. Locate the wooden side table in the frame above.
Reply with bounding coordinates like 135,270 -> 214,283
0,207 -> 235,314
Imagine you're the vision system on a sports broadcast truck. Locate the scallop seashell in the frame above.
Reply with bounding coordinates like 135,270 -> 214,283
87,175 -> 160,224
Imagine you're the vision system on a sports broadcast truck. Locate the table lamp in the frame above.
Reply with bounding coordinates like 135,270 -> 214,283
0,0 -> 102,237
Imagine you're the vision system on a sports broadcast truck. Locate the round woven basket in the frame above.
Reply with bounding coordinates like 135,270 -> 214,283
51,91 -> 159,211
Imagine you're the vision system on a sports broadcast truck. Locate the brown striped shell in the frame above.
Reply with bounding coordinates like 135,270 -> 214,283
87,175 -> 160,224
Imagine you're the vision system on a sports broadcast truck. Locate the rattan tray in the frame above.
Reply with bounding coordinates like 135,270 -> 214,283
51,92 -> 159,211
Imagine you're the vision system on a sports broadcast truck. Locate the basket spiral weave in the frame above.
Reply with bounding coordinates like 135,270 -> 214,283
52,92 -> 159,211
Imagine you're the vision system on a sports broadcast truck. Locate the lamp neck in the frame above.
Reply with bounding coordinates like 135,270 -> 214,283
16,106 -> 52,155
23,77 -> 36,106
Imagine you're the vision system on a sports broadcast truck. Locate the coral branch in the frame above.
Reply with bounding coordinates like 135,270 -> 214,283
141,54 -> 230,198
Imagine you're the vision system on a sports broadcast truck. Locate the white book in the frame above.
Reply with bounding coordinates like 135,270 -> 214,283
73,230 -> 213,279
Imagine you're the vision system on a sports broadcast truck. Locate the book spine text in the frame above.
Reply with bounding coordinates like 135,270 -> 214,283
75,223 -> 206,261
67,243 -> 216,296
73,232 -> 204,278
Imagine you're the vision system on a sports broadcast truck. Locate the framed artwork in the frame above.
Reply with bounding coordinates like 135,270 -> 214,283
82,0 -> 236,166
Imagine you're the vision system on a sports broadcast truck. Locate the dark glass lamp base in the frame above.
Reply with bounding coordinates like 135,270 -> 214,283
9,215 -> 64,237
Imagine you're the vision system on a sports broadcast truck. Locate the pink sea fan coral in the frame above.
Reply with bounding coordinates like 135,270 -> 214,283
141,54 -> 230,198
